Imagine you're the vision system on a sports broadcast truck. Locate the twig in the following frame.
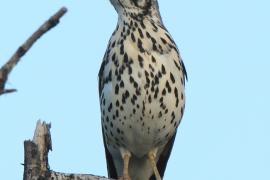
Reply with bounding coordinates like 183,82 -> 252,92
0,7 -> 67,96
23,120 -> 114,180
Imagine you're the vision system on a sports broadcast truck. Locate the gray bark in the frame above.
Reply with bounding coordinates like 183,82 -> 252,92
23,121 -> 114,180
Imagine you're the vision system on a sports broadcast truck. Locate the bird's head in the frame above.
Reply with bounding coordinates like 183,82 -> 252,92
109,0 -> 161,21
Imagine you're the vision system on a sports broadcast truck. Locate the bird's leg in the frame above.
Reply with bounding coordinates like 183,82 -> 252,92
119,148 -> 131,180
122,153 -> 131,180
148,149 -> 162,180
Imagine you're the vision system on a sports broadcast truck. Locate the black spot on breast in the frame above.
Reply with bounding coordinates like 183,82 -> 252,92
116,100 -> 120,107
165,109 -> 168,114
120,44 -> 125,55
138,55 -> 144,68
131,32 -> 136,42
122,90 -> 130,104
160,37 -> 167,44
130,76 -> 134,83
174,60 -> 181,71
117,75 -> 122,81
165,33 -> 175,44
112,53 -> 116,61
133,81 -> 139,88
174,87 -> 179,107
120,80 -> 125,88
181,107 -> 184,115
165,81 -> 172,93
170,72 -> 175,83
127,29 -> 130,36
162,88 -> 166,95
115,84 -> 119,94
108,103 -> 113,112
136,88 -> 141,96
120,106 -> 124,111
137,38 -> 145,53
158,111 -> 162,118
161,64 -> 166,74
154,87 -> 159,99
116,109 -> 119,118
151,56 -> 156,63
124,53 -> 129,63
146,31 -> 151,38
171,111 -> 175,123
149,64 -> 154,72
151,22 -> 158,32
111,41 -> 116,48
128,66 -> 133,75
158,71 -> 162,78
138,28 -> 144,38
140,21 -> 146,29
154,75 -> 159,85
148,95 -> 152,103
131,94 -> 138,105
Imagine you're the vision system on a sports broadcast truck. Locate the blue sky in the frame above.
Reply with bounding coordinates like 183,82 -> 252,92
0,0 -> 269,179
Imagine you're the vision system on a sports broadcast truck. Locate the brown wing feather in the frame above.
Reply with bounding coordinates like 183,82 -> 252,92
150,132 -> 177,180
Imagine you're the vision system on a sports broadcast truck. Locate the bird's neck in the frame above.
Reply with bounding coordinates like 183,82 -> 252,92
117,5 -> 163,26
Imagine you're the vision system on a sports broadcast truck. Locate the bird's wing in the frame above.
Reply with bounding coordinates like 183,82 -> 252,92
98,55 -> 118,179
150,132 -> 177,180
101,128 -> 118,178
98,57 -> 106,97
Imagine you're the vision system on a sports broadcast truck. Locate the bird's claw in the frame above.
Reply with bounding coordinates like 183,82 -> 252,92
119,175 -> 131,180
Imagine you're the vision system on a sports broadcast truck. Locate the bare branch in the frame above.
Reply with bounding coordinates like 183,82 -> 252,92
0,89 -> 17,95
0,7 -> 67,95
23,120 -> 115,180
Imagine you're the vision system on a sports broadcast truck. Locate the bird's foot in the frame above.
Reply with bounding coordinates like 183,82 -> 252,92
118,175 -> 131,180
148,149 -> 162,180
119,149 -> 132,180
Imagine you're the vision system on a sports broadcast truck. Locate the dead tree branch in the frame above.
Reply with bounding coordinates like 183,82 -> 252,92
23,120 -> 114,180
3,7 -> 113,180
0,7 -> 67,96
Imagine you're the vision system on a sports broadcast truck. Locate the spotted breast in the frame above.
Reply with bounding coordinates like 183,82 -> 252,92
99,0 -> 187,180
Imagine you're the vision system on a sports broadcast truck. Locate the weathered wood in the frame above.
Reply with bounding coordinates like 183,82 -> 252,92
23,120 -> 115,180
0,7 -> 67,95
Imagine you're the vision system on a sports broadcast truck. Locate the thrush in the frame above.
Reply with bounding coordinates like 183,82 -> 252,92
98,0 -> 187,180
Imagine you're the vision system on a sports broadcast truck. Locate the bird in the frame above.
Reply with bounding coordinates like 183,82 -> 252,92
98,0 -> 187,180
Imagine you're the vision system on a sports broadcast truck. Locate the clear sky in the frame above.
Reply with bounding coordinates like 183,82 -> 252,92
0,0 -> 269,179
